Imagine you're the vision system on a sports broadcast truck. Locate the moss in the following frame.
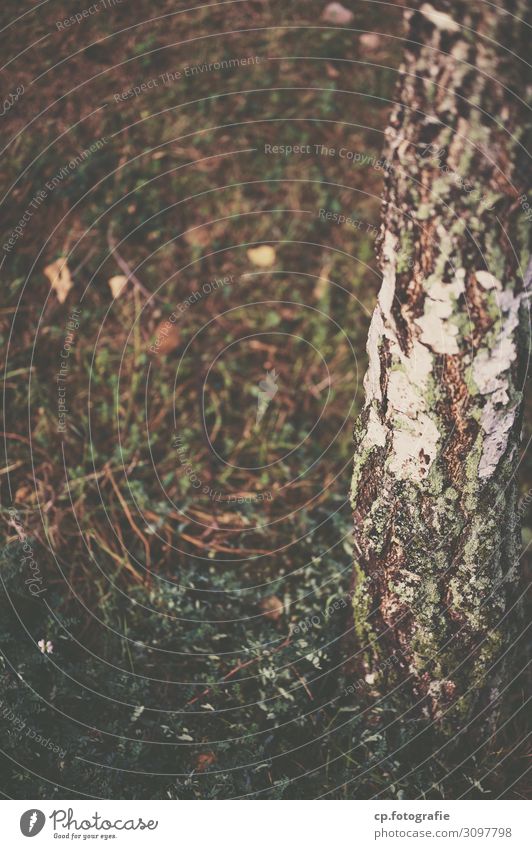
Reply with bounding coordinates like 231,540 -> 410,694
463,431 -> 484,510
483,233 -> 508,282
485,289 -> 502,323
397,229 -> 415,273
444,487 -> 459,501
416,203 -> 433,221
452,302 -> 475,339
431,176 -> 452,198
393,415 -> 419,436
351,561 -> 379,660
350,440 -> 376,509
426,462 -> 445,496
458,143 -> 474,177
464,364 -> 481,397
365,499 -> 394,555
424,79 -> 437,103
423,374 -> 442,408
410,625 -> 447,677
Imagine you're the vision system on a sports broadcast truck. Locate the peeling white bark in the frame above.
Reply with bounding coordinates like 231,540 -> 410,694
363,308 -> 385,403
367,406 -> 387,447
378,231 -> 399,315
415,271 -> 466,355
388,412 -> 441,480
364,246 -> 527,483
471,270 -> 525,478
478,404 -> 517,479
363,231 -> 447,482
363,307 -> 441,482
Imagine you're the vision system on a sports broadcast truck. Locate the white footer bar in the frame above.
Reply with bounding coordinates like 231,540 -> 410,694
3,799 -> 529,848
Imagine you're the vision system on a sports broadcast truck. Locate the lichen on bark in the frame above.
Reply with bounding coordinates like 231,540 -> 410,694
349,0 -> 531,725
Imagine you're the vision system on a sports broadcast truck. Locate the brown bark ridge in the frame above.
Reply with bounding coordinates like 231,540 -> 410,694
349,0 -> 531,728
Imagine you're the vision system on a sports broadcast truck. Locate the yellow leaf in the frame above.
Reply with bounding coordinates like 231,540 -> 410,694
247,245 -> 276,267
108,275 -> 128,299
43,258 -> 72,304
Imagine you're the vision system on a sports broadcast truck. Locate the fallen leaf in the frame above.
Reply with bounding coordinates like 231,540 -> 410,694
259,595 -> 284,622
150,319 -> 181,355
196,752 -> 216,772
14,484 -> 32,504
321,3 -> 354,25
108,275 -> 128,299
247,245 -> 276,267
326,62 -> 340,79
44,258 -> 73,304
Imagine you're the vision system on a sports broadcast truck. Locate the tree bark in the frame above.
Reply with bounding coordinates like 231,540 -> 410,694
349,0 -> 531,727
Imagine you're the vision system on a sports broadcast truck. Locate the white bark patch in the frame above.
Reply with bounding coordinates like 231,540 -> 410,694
414,271 -> 466,355
362,301 -> 440,481
367,406 -> 387,447
478,403 -> 517,479
388,370 -> 426,415
379,338 -> 438,481
476,270 -> 500,290
379,231 -> 398,315
415,305 -> 459,353
361,237 -> 442,482
388,413 -> 440,480
403,338 -> 433,386
363,307 -> 385,403
364,336 -> 440,481
471,271 -> 523,478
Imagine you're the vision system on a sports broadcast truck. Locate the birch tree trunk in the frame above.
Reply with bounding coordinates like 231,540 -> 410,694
349,0 -> 531,727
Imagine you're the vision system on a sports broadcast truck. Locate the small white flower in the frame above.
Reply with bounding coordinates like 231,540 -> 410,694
38,639 -> 53,654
